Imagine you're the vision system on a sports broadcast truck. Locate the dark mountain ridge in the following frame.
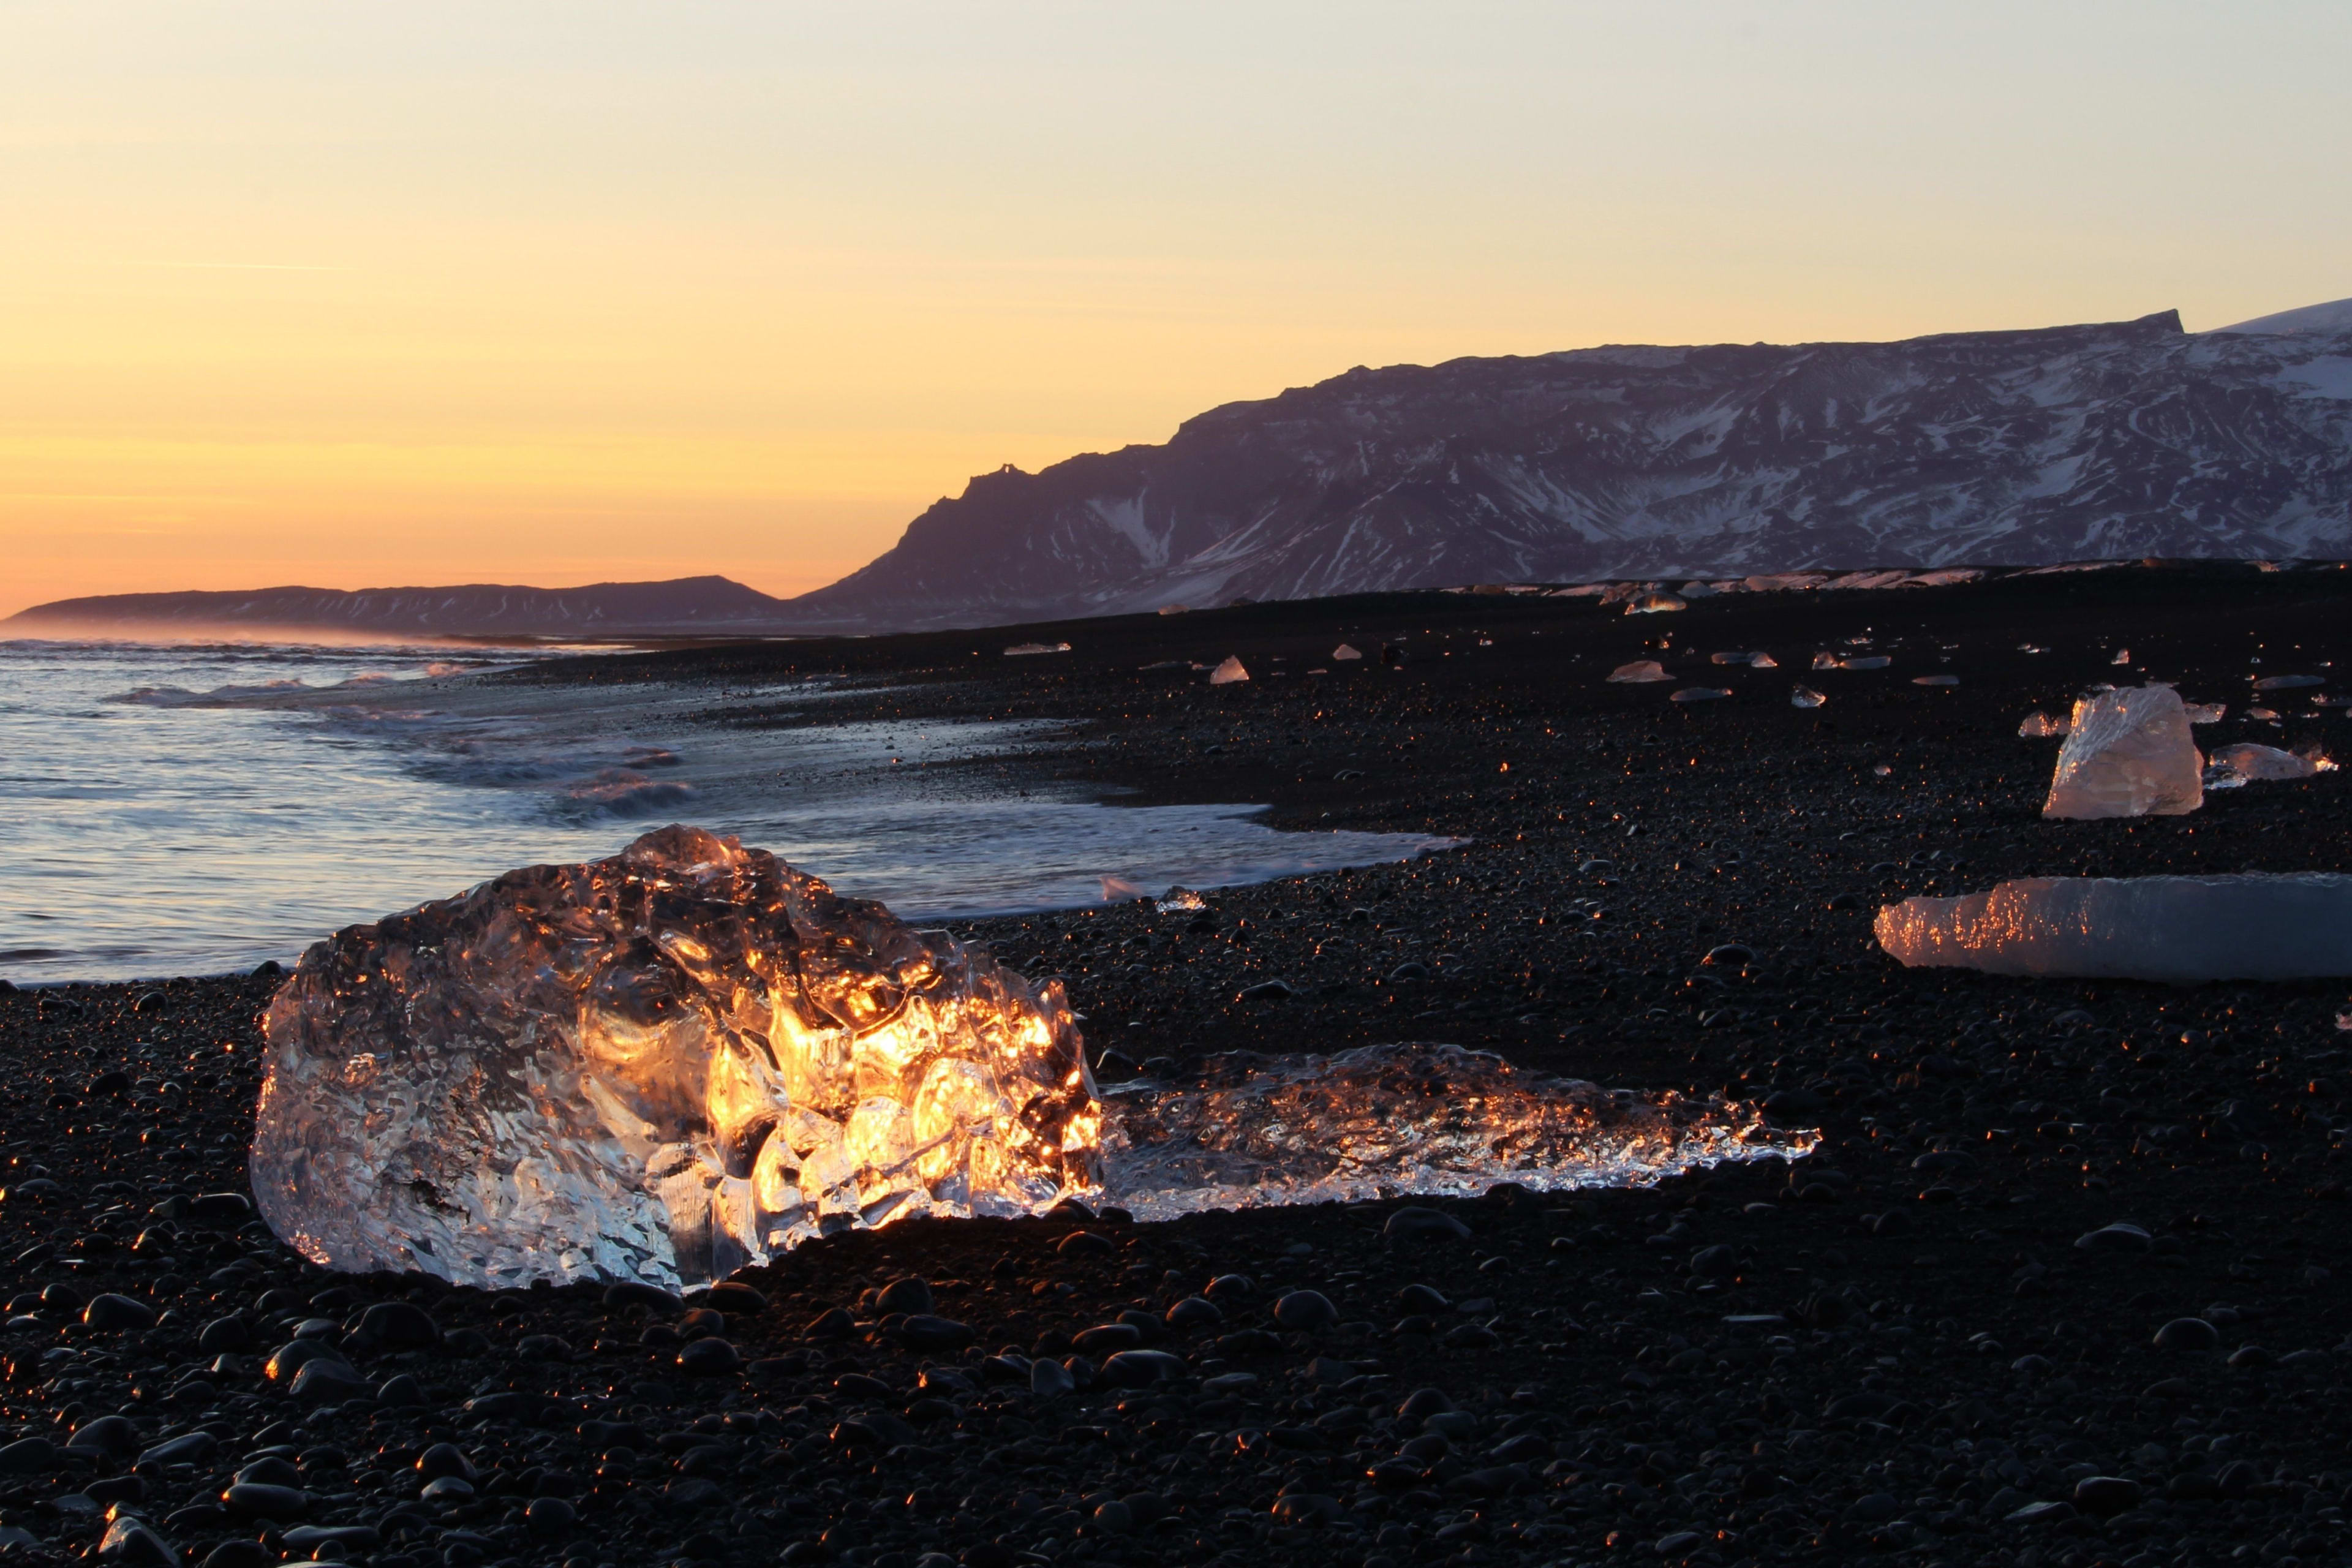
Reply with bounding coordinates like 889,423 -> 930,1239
7,575 -> 794,639
789,308 -> 2352,629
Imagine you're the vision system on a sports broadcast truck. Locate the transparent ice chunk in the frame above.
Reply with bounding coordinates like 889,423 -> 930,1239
1790,685 -> 1826,709
1607,660 -> 1670,683
1332,644 -> 1363,661
1207,656 -> 1250,685
2202,742 -> 2332,789
1875,873 -> 2352,982
1626,592 -> 1686,614
254,829 -> 1808,1287
252,826 -> 1098,1289
2018,710 -> 2069,738
1098,1044 -> 1809,1216
2042,685 -> 2203,819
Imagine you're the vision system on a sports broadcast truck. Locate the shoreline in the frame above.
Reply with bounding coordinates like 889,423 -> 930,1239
4,565 -> 2352,1566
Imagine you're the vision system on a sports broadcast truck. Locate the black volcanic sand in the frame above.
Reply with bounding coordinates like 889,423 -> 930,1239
8,562 -> 2352,1568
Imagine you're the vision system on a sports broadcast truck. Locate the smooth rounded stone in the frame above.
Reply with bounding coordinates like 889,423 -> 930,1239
894,1314 -> 974,1352
289,1358 -> 371,1404
677,1307 -> 729,1340
525,1497 -> 578,1536
221,1482 -> 309,1519
421,1474 -> 477,1503
834,1371 -> 893,1400
290,1316 -> 341,1341
1397,1283 -> 1450,1314
415,1443 -> 477,1482
0,1438 -> 57,1474
235,1458 -> 302,1488
678,1337 -> 741,1376
1273,1290 -> 1339,1332
1383,1207 -> 1472,1244
96,1516 -> 178,1568
1688,1244 -> 1736,1278
1654,1530 -> 1706,1556
1164,1295 -> 1223,1330
1091,1500 -> 1134,1536
2072,1476 -> 2143,1515
86,1474 -> 146,1507
197,1316 -> 253,1353
702,1281 -> 769,1314
805,1306 -> 856,1339
67,1415 -> 141,1458
1030,1357 -> 1075,1399
136,1432 -> 219,1468
198,1544 -> 271,1568
1101,1349 -> 1186,1387
353,1300 -> 441,1348
875,1276 -> 935,1316
605,1281 -> 684,1313
1056,1230 -> 1116,1257
1397,1387 -> 1454,1421
263,1338 -> 349,1382
281,1525 -> 380,1556
1199,1371 -> 1259,1395
1845,1493 -> 1900,1523
375,1373 -> 425,1407
2226,1344 -> 2275,1368
2075,1223 -> 2154,1254
1420,1410 -> 1476,1440
1074,1323 -> 1144,1354
82,1293 -> 156,1332
1269,1493 -> 1342,1525
1204,1273 -> 1255,1301
2154,1317 -> 2221,1352
186,1193 -> 252,1226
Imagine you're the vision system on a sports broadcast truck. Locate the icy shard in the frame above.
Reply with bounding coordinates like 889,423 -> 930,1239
251,827 -> 1097,1289
1607,660 -> 1671,683
2041,685 -> 2203,819
255,830 -> 1810,1287
2018,710 -> 2069,738
1876,873 -> 2352,982
1099,1044 -> 1807,1216
2203,742 -> 2332,788
1207,655 -> 1250,685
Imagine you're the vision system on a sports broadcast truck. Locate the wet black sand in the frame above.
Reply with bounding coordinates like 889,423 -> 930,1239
7,562 -> 2352,1568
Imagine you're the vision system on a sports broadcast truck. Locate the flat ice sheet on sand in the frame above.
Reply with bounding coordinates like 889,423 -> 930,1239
1876,873 -> 2352,982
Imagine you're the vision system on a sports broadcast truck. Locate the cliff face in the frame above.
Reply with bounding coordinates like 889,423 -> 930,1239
790,310 -> 2352,629
9,576 -> 796,637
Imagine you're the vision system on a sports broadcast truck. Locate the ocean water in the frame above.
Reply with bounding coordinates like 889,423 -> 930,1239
0,637 -> 1452,984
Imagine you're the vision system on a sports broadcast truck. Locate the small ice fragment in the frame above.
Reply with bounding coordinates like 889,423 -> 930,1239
2253,674 -> 2323,690
1005,642 -> 1072,656
2184,702 -> 2226,724
1876,873 -> 2352,982
1607,660 -> 1672,684
2250,707 -> 2279,721
1670,687 -> 1731,703
1811,652 -> 1840,671
2041,685 -> 2203,820
1678,581 -> 1720,598
2112,649 -> 2132,665
2339,1009 -> 2352,1033
1207,656 -> 1250,685
1913,674 -> 1960,687
1626,592 -> 1686,614
1790,685 -> 1826,709
2019,643 -> 2046,654
1872,763 -> 1893,777
1841,655 -> 1891,670
1709,651 -> 1755,665
1750,653 -> 1777,669
1156,888 -> 1207,913
2204,743 -> 2333,786
2018,711 -> 2069,738
1332,644 -> 1363,662
1099,876 -> 1146,902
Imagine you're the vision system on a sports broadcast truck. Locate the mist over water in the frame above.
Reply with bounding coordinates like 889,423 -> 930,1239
0,638 -> 1450,984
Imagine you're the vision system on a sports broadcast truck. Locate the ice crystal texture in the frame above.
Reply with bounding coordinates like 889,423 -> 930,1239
254,829 -> 1809,1288
2042,685 -> 2203,819
252,826 -> 1098,1289
1099,1044 -> 1808,1218
2203,742 -> 2331,788
1876,873 -> 2352,982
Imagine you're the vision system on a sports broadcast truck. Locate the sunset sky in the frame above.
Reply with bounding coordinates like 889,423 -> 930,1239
5,1 -> 2347,616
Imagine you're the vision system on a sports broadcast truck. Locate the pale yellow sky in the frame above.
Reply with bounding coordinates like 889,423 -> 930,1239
4,2 -> 2347,615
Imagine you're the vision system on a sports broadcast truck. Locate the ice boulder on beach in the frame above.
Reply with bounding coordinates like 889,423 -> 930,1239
252,827 -> 1814,1289
1876,873 -> 2352,982
2042,685 -> 2203,819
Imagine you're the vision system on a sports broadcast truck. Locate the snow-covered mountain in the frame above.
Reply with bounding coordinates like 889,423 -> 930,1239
792,307 -> 2352,630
